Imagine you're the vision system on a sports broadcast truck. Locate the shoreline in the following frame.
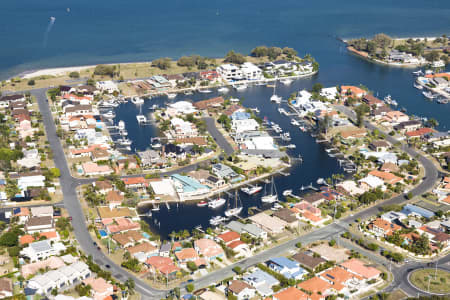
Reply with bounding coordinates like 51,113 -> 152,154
346,46 -> 427,68
341,35 -> 446,43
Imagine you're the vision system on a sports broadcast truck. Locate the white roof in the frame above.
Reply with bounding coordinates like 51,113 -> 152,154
150,179 -> 176,196
31,206 -> 53,216
359,175 -> 384,188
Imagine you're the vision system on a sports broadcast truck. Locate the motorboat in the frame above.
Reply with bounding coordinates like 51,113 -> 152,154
241,185 -> 262,195
208,198 -> 226,208
218,87 -> 230,94
104,111 -> 115,119
251,107 -> 260,114
198,89 -> 212,93
282,189 -> 292,196
151,142 -> 162,149
119,129 -> 128,136
230,98 -> 240,103
167,93 -> 177,99
413,83 -> 423,90
118,138 -> 132,146
118,120 -> 125,130
184,90 -> 193,95
412,70 -> 423,76
234,84 -> 247,91
281,78 -> 293,85
224,190 -> 243,217
197,201 -> 208,207
136,115 -> 147,123
422,91 -> 436,99
261,177 -> 278,203
291,119 -> 299,126
131,97 -> 144,105
437,98 -> 449,104
209,215 -> 226,226
286,144 -> 296,149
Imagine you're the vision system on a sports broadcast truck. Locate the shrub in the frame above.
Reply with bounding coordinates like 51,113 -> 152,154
186,283 -> 194,292
28,79 -> 35,86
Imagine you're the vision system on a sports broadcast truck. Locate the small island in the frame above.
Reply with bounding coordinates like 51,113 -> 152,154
345,33 -> 449,68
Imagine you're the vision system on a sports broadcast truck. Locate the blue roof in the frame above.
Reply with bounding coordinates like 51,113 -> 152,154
171,174 -> 210,193
270,257 -> 299,270
231,111 -> 251,120
402,204 -> 435,219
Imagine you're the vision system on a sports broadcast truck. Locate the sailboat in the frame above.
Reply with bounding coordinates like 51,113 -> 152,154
261,177 -> 278,203
270,81 -> 282,103
224,190 -> 243,217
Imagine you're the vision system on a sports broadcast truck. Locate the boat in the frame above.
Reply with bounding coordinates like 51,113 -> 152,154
282,189 -> 292,196
291,119 -> 299,126
261,177 -> 278,203
390,99 -> 398,106
281,78 -> 293,85
209,216 -> 226,226
270,81 -> 282,103
131,97 -> 144,105
241,185 -> 262,195
412,70 -> 423,76
198,89 -> 212,93
151,205 -> 160,211
167,93 -> 177,99
119,138 -> 132,146
104,111 -> 115,119
425,69 -> 434,75
234,84 -> 247,91
151,142 -> 162,149
437,98 -> 449,104
184,90 -> 193,95
208,197 -> 226,209
197,201 -> 208,207
431,60 -> 445,68
251,107 -> 260,114
286,144 -> 296,149
422,91 -> 436,99
118,120 -> 125,130
119,129 -> 128,136
299,126 -> 306,132
316,178 -> 327,185
136,115 -> 147,123
224,190 -> 243,217
413,83 -> 423,90
218,87 -> 230,94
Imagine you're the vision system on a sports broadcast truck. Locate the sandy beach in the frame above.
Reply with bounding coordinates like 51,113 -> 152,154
21,65 -> 96,79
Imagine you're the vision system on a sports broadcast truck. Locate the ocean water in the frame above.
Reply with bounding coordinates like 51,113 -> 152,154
2,0 -> 450,238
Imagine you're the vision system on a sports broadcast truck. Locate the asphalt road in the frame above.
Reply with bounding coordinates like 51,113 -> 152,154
29,88 -> 445,299
32,89 -> 167,299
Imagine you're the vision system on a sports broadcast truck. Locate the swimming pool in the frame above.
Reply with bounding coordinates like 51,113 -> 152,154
99,229 -> 108,238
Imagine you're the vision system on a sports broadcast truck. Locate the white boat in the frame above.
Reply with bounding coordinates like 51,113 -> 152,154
241,185 -> 262,195
291,119 -> 299,126
104,111 -> 115,119
437,98 -> 449,104
412,70 -> 423,76
234,84 -> 247,91
184,90 -> 193,95
151,205 -> 160,211
131,97 -> 144,105
281,78 -> 293,85
119,138 -> 132,146
151,143 -> 162,149
224,190 -> 243,217
136,115 -> 147,123
208,198 -> 226,209
270,81 -> 282,103
425,69 -> 434,75
209,215 -> 226,226
286,144 -> 296,149
198,89 -> 212,93
391,100 -> 398,106
119,129 -> 128,136
118,120 -> 125,130
261,177 -> 278,203
282,189 -> 292,196
167,93 -> 177,99
218,87 -> 230,94
251,107 -> 260,114
422,91 -> 436,99
431,60 -> 445,68
413,83 -> 423,90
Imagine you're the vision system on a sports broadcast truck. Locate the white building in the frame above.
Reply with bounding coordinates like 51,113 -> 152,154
18,175 -> 46,191
171,117 -> 198,137
320,87 -> 338,100
240,62 -> 263,80
20,240 -> 66,262
217,64 -> 243,81
232,119 -> 259,133
167,101 -> 197,115
243,136 -> 276,150
95,81 -> 119,93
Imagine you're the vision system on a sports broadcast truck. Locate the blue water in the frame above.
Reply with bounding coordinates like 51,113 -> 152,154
2,0 -> 450,238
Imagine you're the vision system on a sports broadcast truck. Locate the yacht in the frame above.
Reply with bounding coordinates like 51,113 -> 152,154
286,144 -> 296,149
282,189 -> 292,196
270,81 -> 282,103
224,190 -> 243,217
104,111 -> 115,119
209,215 -> 226,226
197,201 -> 208,207
261,177 -> 278,203
281,78 -> 293,85
136,115 -> 147,123
218,87 -> 230,94
184,90 -> 193,95
241,185 -> 262,195
412,70 -> 423,76
118,120 -> 125,130
234,84 -> 247,91
291,119 -> 299,126
422,91 -> 436,99
167,93 -> 177,99
413,83 -> 423,90
198,89 -> 212,93
208,197 -> 226,208
118,138 -> 132,146
131,97 -> 144,105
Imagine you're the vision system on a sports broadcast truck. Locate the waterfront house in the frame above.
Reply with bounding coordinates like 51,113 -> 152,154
163,143 -> 186,160
227,280 -> 256,300
359,175 -> 385,191
405,128 -> 435,139
368,218 -> 401,237
273,287 -> 309,300
160,242 -> 171,257
371,106 -> 392,119
240,62 -> 263,80
171,174 -> 210,200
212,163 -> 240,182
83,277 -> 113,300
122,176 -> 146,189
273,208 -> 299,229
340,258 -> 381,280
217,64 -> 243,81
167,101 -> 197,116
138,149 -> 166,168
171,117 -> 198,137
340,86 -> 367,99
232,118 -> 259,133
368,170 -> 402,185
292,251 -> 327,271
339,127 -> 367,139
401,204 -> 435,219
268,257 -> 308,280
194,97 -> 224,110
97,206 -> 137,220
362,94 -> 384,108
302,192 -> 327,207
112,231 -> 146,248
95,80 -> 118,93
393,120 -> 422,133
194,238 -> 224,261
105,218 -> 140,234
174,248 -> 199,264
225,221 -> 268,240
384,111 -> 409,124
249,213 -> 287,235
243,269 -> 279,297
127,242 -> 158,262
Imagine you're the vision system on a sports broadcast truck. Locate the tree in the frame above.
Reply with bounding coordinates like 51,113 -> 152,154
424,50 -> 440,62
177,56 -> 196,68
373,33 -> 392,49
94,65 -> 115,77
69,71 -> 80,78
125,278 -> 135,295
152,58 -> 172,70
5,179 -> 20,199
224,50 -> 246,64
283,47 -> 298,58
268,47 -> 282,60
329,239 -> 336,246
355,104 -> 370,127
27,79 -> 35,86
0,231 -> 19,247
50,167 -> 61,178
251,46 -> 269,57
186,261 -> 198,272
186,283 -> 195,293
312,83 -> 323,94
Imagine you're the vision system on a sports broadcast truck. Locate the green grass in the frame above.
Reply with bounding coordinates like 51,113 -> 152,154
409,268 -> 450,294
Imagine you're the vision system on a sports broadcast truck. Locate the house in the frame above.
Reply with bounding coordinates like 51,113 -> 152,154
199,70 -> 220,81
369,140 -> 390,152
171,117 -> 198,137
232,118 -> 259,133
13,207 -> 30,224
243,269 -> 279,297
127,242 -> 158,262
111,231 -> 145,247
225,221 -> 268,240
273,208 -> 299,228
371,106 -> 392,119
268,257 -> 308,280
20,240 -> 66,262
227,280 -> 256,300
194,238 -> 224,261
368,170 -> 402,185
93,180 -> 113,194
0,94 -> 25,108
122,176 -> 146,188
297,276 -> 333,299
21,256 -> 65,277
97,206 -> 137,220
163,143 -> 186,160
302,193 -> 327,206
146,256 -> 180,276
340,127 -> 367,139
240,62 -> 263,80
160,242 -> 171,257
362,94 -> 384,108
381,211 -> 407,223
292,252 -> 327,271
193,97 -> 224,110
405,128 -> 435,139
340,258 -> 381,280
249,213 -> 287,235
31,206 -> 54,217
380,162 -> 400,173
273,287 -> 309,300
359,175 -> 385,191
401,204 -> 435,219
217,64 -> 243,81
138,149 -> 164,167
393,120 -> 422,133
25,216 -> 54,233
212,163 -> 240,182
340,86 -> 367,99
171,174 -> 210,200
368,218 -> 401,237
385,111 -> 409,123
0,278 -> 12,299
20,231 -> 59,245
105,190 -> 124,208
319,266 -> 362,294
83,277 -> 113,300
64,105 -> 93,117
175,248 -> 199,264
81,162 -> 113,176
217,231 -> 240,245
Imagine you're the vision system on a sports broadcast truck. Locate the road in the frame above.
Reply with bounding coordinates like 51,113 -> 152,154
32,88 -> 167,299
30,87 -> 444,298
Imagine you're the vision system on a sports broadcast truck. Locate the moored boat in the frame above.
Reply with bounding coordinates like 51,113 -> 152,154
241,185 -> 262,195
208,198 -> 226,208
197,201 -> 208,207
